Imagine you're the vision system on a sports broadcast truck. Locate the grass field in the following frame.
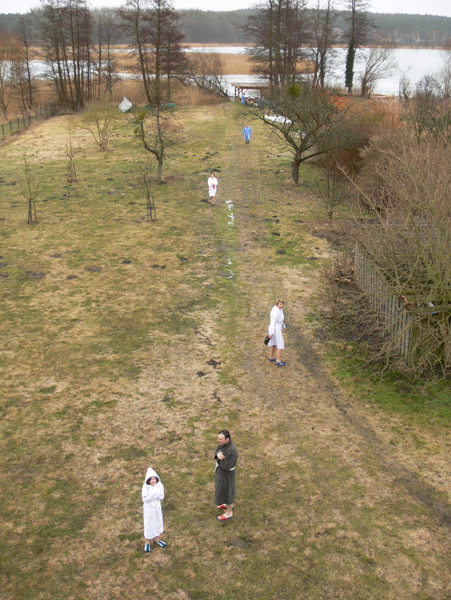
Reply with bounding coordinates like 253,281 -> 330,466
0,101 -> 450,600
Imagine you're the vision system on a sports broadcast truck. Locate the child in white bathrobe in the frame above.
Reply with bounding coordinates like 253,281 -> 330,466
142,467 -> 166,552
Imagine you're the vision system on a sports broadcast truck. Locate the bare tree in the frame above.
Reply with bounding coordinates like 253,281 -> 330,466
16,16 -> 36,110
398,73 -> 412,100
158,3 -> 187,101
308,0 -> 337,89
188,53 -> 229,98
65,120 -> 77,183
401,75 -> 451,144
38,0 -> 94,111
78,101 -> 120,151
133,107 -> 178,181
119,0 -> 154,105
20,159 -> 42,225
249,83 -> 356,183
93,9 -> 118,100
0,29 -> 20,119
245,0 -> 308,87
316,159 -> 347,220
119,0 -> 186,107
135,160 -> 156,220
359,43 -> 396,98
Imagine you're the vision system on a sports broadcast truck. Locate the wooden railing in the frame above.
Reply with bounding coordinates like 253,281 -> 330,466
354,244 -> 413,362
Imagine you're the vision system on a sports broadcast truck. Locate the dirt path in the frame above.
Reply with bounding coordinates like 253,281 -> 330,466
202,111 -> 451,598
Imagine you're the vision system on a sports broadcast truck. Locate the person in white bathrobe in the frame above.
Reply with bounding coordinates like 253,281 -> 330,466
142,467 -> 166,552
207,172 -> 218,205
268,299 -> 286,366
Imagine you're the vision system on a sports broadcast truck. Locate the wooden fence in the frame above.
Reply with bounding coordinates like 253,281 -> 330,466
1,104 -> 58,139
354,244 -> 413,361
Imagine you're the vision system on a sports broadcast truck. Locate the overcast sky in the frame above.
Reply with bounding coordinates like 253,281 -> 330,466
6,0 -> 451,17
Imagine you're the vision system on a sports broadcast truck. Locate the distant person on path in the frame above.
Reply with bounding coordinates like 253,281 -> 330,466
207,172 -> 218,205
142,467 -> 167,552
268,299 -> 286,366
242,125 -> 251,144
214,429 -> 238,521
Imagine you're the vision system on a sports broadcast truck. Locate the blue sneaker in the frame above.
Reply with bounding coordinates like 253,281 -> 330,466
155,540 -> 167,548
144,543 -> 151,552
276,361 -> 286,366
269,358 -> 276,362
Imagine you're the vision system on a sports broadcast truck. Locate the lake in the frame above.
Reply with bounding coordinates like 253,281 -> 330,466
30,47 -> 447,97
189,46 -> 447,96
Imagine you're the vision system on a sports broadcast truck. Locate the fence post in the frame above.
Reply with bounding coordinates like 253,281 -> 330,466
1,123 -> 4,137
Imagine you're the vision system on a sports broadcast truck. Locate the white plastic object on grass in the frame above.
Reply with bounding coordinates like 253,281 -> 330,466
119,97 -> 133,113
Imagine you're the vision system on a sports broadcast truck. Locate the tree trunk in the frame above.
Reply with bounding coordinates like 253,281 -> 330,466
345,40 -> 356,94
291,157 -> 300,184
157,155 -> 163,182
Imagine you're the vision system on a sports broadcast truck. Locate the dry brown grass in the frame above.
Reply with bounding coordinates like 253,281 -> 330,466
189,52 -> 253,75
0,103 -> 449,600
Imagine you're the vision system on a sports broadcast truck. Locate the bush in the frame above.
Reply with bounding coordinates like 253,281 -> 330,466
78,101 -> 120,151
347,132 -> 450,375
315,99 -> 397,176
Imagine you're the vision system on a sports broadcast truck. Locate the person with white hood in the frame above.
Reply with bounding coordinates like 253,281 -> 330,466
142,467 -> 166,552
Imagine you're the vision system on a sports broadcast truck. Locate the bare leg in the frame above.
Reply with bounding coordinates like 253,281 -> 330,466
276,349 -> 283,362
269,346 -> 276,360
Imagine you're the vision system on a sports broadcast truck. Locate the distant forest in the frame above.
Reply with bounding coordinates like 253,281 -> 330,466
1,9 -> 450,47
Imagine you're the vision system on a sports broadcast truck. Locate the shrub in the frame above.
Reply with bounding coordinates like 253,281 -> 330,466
341,131 -> 451,376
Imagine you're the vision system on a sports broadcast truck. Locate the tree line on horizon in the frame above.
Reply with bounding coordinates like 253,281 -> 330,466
0,8 -> 450,47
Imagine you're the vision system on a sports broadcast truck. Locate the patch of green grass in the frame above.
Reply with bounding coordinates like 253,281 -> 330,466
328,341 -> 451,425
38,385 -> 57,394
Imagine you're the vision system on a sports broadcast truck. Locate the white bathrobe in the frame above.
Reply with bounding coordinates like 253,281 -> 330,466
268,305 -> 285,349
142,467 -> 164,540
208,176 -> 218,197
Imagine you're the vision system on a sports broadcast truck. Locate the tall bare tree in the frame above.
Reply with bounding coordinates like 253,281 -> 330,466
93,9 -> 118,100
245,0 -> 308,87
120,0 -> 185,107
308,0 -> 337,89
120,0 -> 154,105
38,0 -> 93,111
16,16 -> 36,110
0,29 -> 20,119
